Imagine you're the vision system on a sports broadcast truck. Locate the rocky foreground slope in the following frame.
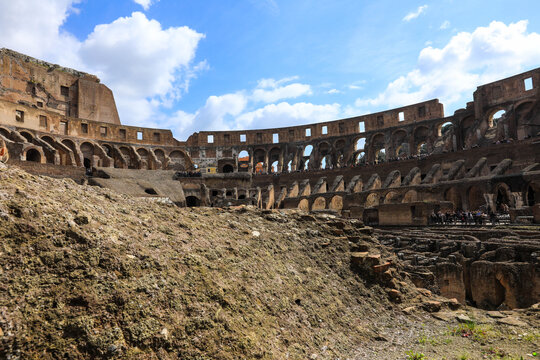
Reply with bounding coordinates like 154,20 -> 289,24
0,163 -> 538,359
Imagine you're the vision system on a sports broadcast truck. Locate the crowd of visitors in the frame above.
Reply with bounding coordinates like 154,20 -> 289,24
429,209 -> 509,225
174,170 -> 202,178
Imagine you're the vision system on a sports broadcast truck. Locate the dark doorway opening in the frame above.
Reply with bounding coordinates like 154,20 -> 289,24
186,196 -> 200,207
222,164 -> 234,173
528,185 -> 536,206
83,158 -> 92,175
26,149 -> 41,162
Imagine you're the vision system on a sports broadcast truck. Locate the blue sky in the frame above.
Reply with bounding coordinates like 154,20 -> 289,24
1,0 -> 540,140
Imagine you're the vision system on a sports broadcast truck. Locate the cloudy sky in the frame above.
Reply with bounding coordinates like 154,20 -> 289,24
1,0 -> 540,140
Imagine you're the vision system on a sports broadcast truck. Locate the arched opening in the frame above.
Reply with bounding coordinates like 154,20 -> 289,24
298,199 -> 309,212
253,149 -> 266,174
255,162 -> 264,174
355,151 -> 365,165
222,164 -> 234,173
489,110 -> 506,128
20,131 -> 34,143
375,148 -> 386,163
329,196 -> 343,211
468,186 -> 485,211
25,149 -> 41,162
514,101 -> 538,139
41,136 -> 55,146
268,147 -> 280,173
238,150 -> 250,172
355,138 -> 366,151
226,190 -> 233,197
527,184 -> 537,206
186,196 -> 200,207
311,197 -> 326,211
438,121 -> 454,137
396,144 -> 408,158
321,156 -> 329,170
365,193 -> 379,208
0,127 -> 11,139
402,190 -> 418,203
169,150 -> 187,171
145,188 -> 158,195
444,187 -> 462,211
61,139 -> 76,152
238,194 -> 247,200
137,148 -> 149,168
495,185 -> 511,212
83,158 -> 91,169
303,145 -> 313,157
154,149 -> 165,162
384,192 -> 399,204
102,144 -> 112,157
335,139 -> 346,150
414,126 -> 429,153
271,160 -> 279,173
417,142 -> 428,155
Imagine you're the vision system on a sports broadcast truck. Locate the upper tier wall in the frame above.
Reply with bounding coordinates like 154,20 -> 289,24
185,99 -> 444,147
0,48 -> 120,125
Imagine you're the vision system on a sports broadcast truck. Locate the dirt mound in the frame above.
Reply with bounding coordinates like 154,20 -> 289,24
0,163 -> 538,359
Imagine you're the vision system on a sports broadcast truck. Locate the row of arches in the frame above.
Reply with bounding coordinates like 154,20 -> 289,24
223,121 -> 459,174
0,127 -> 193,171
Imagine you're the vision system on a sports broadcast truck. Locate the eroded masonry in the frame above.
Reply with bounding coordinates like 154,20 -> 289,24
1,48 -> 539,309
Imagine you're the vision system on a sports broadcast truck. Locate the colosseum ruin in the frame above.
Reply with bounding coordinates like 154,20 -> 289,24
1,48 -> 539,310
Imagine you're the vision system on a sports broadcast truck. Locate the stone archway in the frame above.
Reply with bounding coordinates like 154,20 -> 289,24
298,199 -> 309,212
329,196 -> 343,211
365,193 -> 379,208
25,148 -> 41,162
311,197 -> 326,211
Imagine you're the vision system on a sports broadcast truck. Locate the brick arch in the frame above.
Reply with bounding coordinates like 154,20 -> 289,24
0,127 -> 11,139
311,196 -> 326,211
383,191 -> 399,204
485,106 -> 508,128
467,185 -> 485,211
168,150 -> 189,171
40,135 -> 56,146
402,190 -> 418,203
298,198 -> 309,212
365,192 -> 379,208
329,195 -> 343,211
390,129 -> 408,157
514,100 -> 538,139
444,187 -> 462,210
459,115 -> 476,148
19,130 -> 34,142
151,148 -> 166,169
23,146 -> 45,163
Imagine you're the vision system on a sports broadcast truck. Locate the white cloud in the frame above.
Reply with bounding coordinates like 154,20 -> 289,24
133,0 -> 158,11
236,102 -> 341,130
403,5 -> 428,22
0,0 -> 81,65
327,89 -> 341,94
355,20 -> 540,114
79,12 -> 204,126
165,77 -> 340,138
0,4 -> 205,130
440,20 -> 451,30
252,77 -> 312,103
